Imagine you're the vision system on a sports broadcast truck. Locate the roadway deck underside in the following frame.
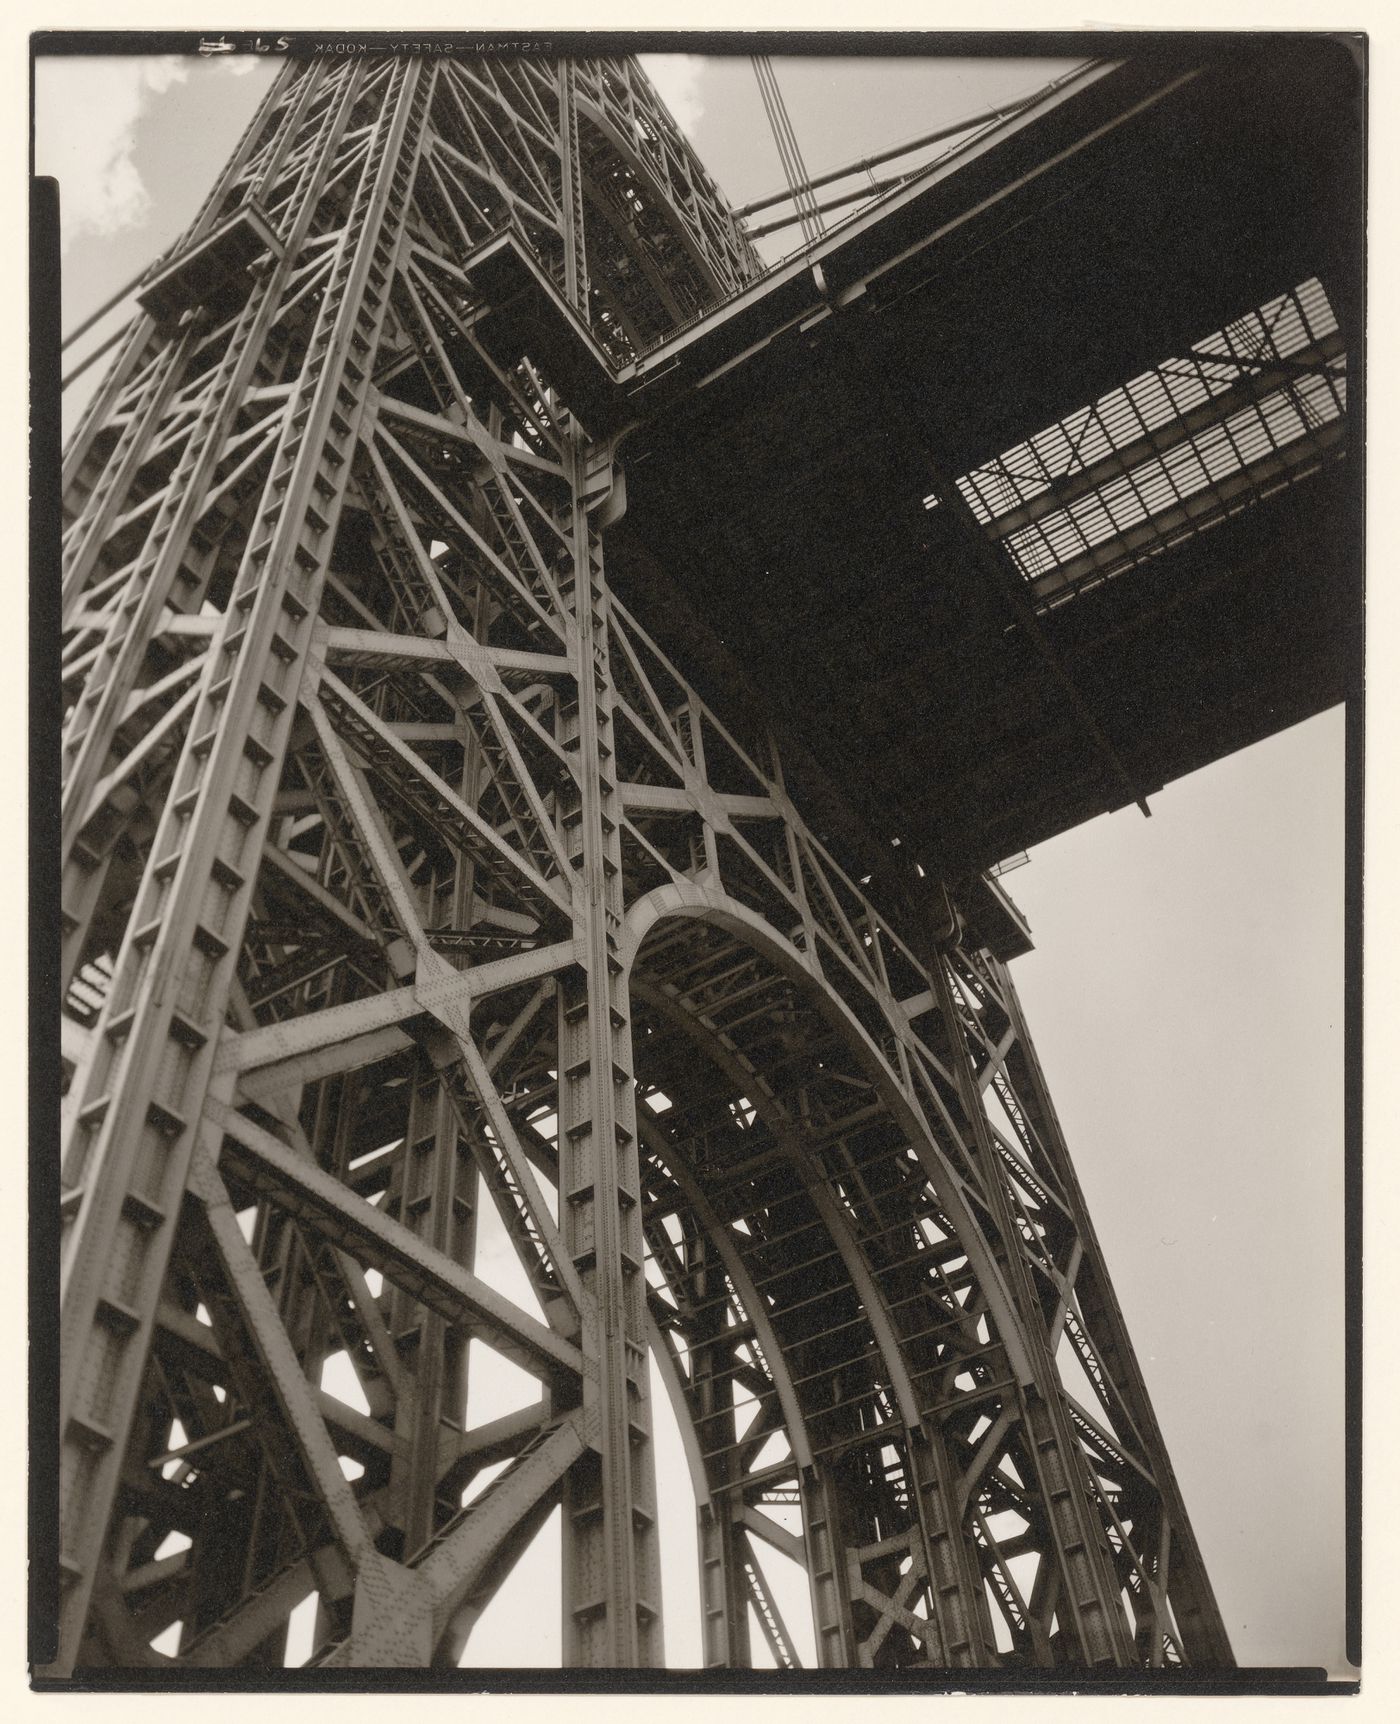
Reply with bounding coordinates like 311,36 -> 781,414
609,39 -> 1362,879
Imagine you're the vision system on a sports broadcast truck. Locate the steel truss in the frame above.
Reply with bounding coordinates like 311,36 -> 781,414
52,52 -> 1232,1673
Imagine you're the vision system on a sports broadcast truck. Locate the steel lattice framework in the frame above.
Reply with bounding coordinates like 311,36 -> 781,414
52,53 -> 1235,1674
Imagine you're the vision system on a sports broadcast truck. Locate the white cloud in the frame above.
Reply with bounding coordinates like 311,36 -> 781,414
34,57 -> 190,251
637,54 -> 706,139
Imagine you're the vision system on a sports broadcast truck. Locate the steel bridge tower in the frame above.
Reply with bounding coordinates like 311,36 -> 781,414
51,53 -> 1234,1673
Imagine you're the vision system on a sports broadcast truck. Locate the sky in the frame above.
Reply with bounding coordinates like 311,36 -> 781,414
35,47 -> 1350,1674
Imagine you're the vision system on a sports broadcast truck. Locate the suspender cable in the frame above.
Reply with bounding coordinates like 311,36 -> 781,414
751,57 -> 825,248
756,58 -> 823,245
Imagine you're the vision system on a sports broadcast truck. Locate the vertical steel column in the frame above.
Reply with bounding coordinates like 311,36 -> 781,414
556,449 -> 663,1664
697,1502 -> 754,1667
387,1057 -> 472,1556
557,60 -> 590,316
801,1466 -> 858,1666
929,945 -> 1136,1667
904,1424 -> 998,1665
59,64 -> 342,996
51,58 -> 432,1676
690,1229 -> 753,1668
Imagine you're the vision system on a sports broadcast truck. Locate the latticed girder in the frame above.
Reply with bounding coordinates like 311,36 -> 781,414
52,51 -> 1230,1674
